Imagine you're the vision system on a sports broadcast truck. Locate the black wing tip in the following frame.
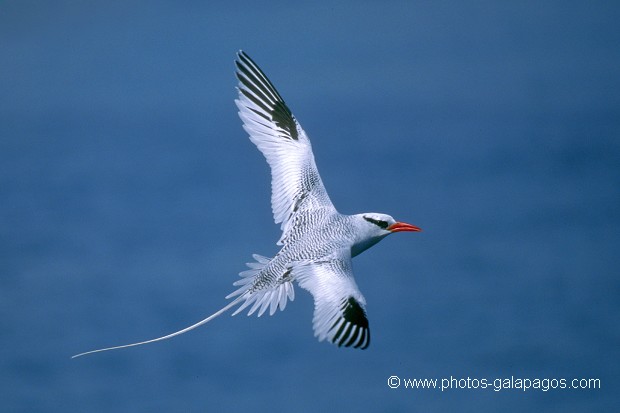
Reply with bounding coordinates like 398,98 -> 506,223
331,325 -> 370,350
237,50 -> 257,69
234,50 -> 300,141
330,296 -> 371,349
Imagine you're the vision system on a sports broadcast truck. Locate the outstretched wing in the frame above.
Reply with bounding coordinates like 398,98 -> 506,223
294,249 -> 370,349
235,51 -> 336,245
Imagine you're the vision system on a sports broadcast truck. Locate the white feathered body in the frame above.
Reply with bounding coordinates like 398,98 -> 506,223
227,211 -> 382,317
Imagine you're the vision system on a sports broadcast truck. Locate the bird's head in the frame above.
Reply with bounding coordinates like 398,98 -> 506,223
351,213 -> 421,257
360,213 -> 421,235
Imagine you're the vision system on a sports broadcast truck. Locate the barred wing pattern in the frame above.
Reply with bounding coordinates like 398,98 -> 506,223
235,51 -> 336,245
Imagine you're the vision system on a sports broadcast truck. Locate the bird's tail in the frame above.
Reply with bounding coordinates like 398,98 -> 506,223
71,295 -> 245,359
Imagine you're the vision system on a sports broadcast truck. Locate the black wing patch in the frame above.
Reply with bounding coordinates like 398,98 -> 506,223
331,297 -> 370,349
236,51 -> 299,140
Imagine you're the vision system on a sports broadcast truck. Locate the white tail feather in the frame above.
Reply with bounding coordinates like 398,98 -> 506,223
71,295 -> 245,359
72,253 -> 292,359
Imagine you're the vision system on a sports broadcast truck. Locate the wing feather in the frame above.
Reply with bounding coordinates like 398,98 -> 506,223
294,250 -> 370,349
235,51 -> 336,245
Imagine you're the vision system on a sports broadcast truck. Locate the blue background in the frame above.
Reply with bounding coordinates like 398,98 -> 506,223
2,1 -> 619,411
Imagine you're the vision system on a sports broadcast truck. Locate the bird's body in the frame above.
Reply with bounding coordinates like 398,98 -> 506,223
72,51 -> 420,358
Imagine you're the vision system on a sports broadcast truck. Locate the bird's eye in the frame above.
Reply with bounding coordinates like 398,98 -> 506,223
363,216 -> 389,229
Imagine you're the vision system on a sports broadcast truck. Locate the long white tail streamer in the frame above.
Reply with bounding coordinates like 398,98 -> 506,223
71,296 -> 245,358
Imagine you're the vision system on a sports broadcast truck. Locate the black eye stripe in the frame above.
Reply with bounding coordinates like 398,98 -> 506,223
363,216 -> 389,229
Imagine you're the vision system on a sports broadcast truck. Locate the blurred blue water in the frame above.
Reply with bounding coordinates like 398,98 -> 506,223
2,1 -> 619,412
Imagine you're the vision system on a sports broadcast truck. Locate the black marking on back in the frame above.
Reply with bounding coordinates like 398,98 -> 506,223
282,267 -> 293,282
292,191 -> 308,213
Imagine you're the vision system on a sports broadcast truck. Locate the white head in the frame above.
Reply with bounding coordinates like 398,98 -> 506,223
351,213 -> 421,257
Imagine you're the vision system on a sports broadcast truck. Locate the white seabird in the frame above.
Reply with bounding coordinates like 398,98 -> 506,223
72,51 -> 421,358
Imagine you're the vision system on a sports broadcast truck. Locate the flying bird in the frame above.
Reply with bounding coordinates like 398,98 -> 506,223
72,51 -> 421,358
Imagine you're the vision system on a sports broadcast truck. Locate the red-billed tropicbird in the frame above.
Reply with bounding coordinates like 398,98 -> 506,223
72,51 -> 421,358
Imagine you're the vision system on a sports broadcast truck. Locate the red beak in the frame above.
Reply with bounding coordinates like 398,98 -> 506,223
387,221 -> 422,233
